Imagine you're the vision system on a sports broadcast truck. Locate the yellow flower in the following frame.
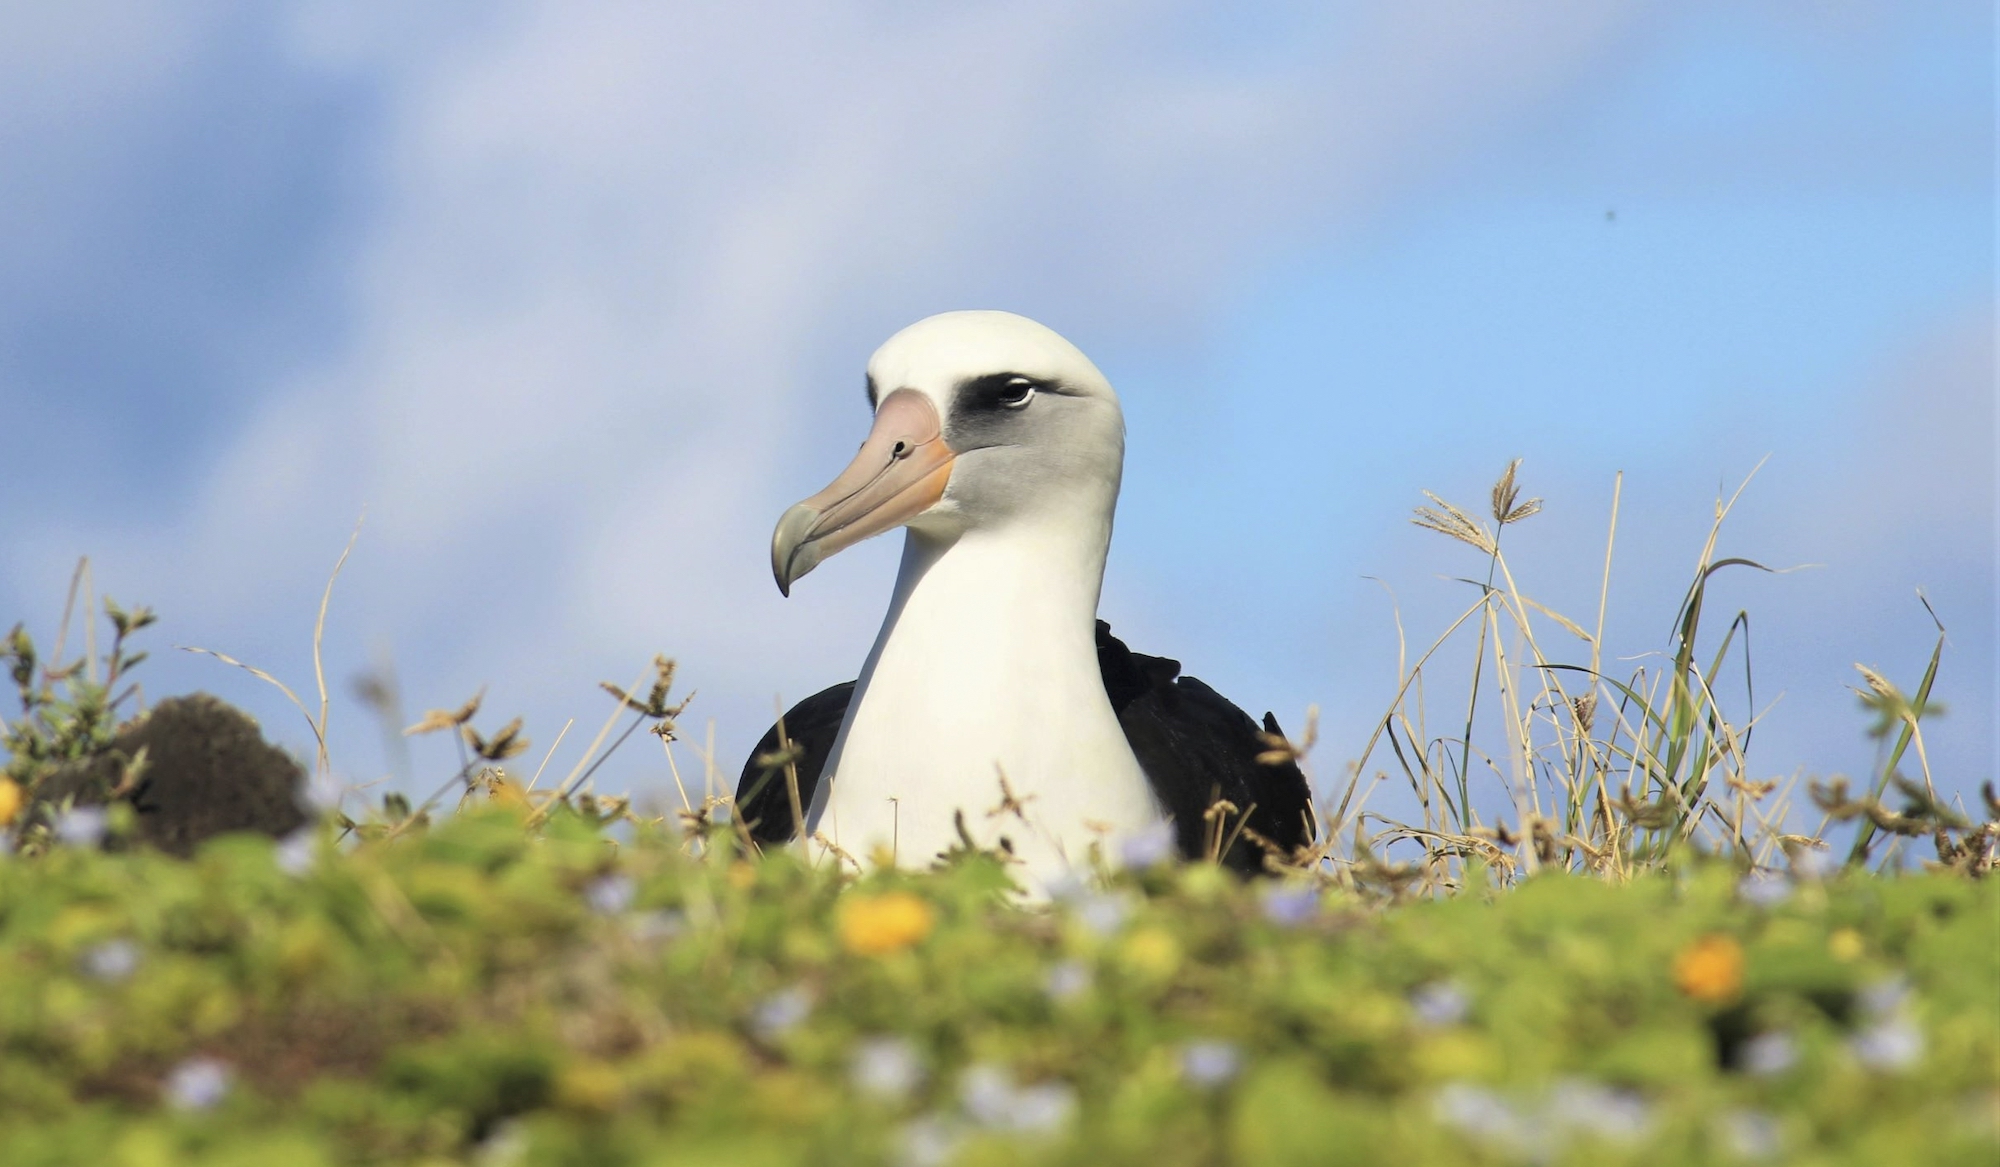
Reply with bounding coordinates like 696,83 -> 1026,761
1673,934 -> 1744,1004
1120,928 -> 1182,979
0,778 -> 19,827
838,892 -> 936,955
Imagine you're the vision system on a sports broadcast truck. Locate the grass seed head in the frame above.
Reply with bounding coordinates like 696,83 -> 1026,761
1489,458 -> 1543,525
405,689 -> 484,736
464,717 -> 530,762
1411,492 -> 1495,555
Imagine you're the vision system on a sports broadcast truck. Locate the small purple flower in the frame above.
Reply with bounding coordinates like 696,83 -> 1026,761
1736,874 -> 1792,908
302,772 -> 346,813
1788,846 -> 1835,880
1072,892 -> 1129,937
627,909 -> 684,943
1434,1082 -> 1524,1143
1042,871 -> 1087,902
1005,1081 -> 1076,1133
55,806 -> 108,848
584,874 -> 635,916
1548,1079 -> 1650,1142
752,986 -> 813,1039
477,1121 -> 527,1166
1718,1109 -> 1783,1159
1857,976 -> 1910,1018
164,1056 -> 231,1111
81,938 -> 141,982
898,1115 -> 961,1167
1739,1032 -> 1796,1077
1851,1018 -> 1923,1071
1260,883 -> 1319,927
1044,959 -> 1091,1002
1180,1039 -> 1242,1087
956,1064 -> 1077,1133
1410,981 -> 1471,1028
959,1064 -> 1016,1127
852,1036 -> 924,1101
1118,821 -> 1177,869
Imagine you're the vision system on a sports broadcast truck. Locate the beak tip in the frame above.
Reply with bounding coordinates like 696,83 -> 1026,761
771,503 -> 822,597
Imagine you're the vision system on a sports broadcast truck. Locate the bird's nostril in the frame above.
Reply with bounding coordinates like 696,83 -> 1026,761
892,441 -> 908,457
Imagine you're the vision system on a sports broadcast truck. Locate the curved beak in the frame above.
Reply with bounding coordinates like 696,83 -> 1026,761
772,389 -> 956,595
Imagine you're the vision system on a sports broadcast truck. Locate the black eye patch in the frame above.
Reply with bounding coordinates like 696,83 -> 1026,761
865,374 -> 879,409
956,372 -> 1048,413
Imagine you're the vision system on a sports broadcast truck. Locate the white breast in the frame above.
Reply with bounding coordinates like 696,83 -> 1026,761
806,520 -> 1162,888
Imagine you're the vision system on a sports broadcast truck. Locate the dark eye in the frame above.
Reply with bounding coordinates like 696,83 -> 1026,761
956,372 -> 1047,415
996,377 -> 1036,408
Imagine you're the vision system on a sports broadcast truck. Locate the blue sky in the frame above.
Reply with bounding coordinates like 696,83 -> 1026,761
1,3 -> 1990,825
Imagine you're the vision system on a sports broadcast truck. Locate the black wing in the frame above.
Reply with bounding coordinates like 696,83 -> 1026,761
1093,621 -> 1315,873
734,621 -> 1315,872
734,680 -> 852,846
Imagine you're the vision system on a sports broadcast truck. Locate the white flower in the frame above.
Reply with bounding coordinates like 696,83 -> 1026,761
81,938 -> 141,982
164,1056 -> 231,1111
584,874 -> 636,916
274,828 -> 317,876
1180,1039 -> 1241,1087
1410,981 -> 1471,1028
55,806 -> 108,848
302,771 -> 346,813
852,1036 -> 924,1101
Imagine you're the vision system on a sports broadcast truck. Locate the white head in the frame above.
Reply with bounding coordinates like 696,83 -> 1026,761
773,311 -> 1126,593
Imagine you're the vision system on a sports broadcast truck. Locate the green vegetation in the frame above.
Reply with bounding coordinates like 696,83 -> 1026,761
0,812 -> 1994,1165
0,467 -> 1993,1164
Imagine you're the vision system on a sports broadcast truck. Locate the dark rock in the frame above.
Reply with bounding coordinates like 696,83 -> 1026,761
40,693 -> 310,856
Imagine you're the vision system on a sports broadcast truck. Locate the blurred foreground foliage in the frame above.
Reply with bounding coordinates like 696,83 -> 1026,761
0,805 -> 1994,1167
3,468 -> 1993,1166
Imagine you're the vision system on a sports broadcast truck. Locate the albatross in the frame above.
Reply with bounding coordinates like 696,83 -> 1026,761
737,311 -> 1312,886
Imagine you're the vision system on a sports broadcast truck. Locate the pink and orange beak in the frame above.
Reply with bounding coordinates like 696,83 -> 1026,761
771,389 -> 957,595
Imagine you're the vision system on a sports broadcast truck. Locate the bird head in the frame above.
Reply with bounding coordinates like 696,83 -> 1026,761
772,311 -> 1126,595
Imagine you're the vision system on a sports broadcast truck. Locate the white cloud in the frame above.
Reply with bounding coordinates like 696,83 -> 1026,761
8,2 -> 1706,791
